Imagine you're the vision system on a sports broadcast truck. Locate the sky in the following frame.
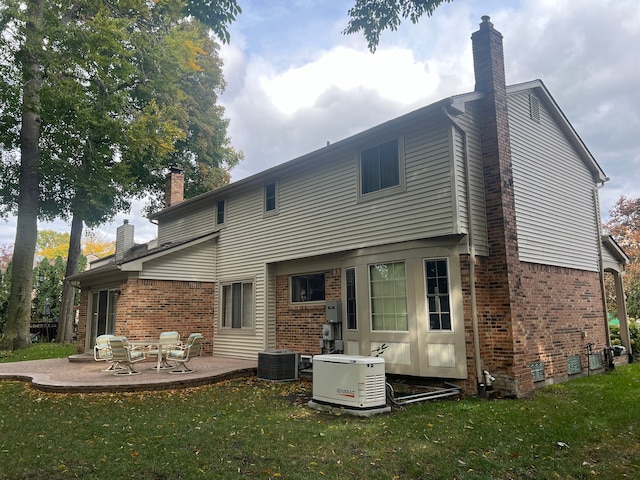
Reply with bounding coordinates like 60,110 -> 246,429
1,0 -> 639,246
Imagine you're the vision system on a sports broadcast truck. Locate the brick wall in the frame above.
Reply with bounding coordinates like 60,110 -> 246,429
461,254 -> 608,396
76,279 -> 215,354
275,269 -> 341,355
517,262 -> 607,378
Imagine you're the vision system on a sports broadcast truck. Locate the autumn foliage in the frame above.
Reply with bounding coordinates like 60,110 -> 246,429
604,196 -> 640,318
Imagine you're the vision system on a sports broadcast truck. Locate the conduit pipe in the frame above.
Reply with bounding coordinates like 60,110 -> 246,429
443,106 -> 485,396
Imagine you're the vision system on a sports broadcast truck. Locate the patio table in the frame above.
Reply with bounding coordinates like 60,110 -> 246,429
129,339 -> 179,372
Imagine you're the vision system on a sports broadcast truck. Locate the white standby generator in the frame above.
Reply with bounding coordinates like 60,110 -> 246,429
311,354 -> 389,412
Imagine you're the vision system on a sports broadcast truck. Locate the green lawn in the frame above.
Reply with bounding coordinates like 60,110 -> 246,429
0,342 -> 77,363
0,345 -> 638,479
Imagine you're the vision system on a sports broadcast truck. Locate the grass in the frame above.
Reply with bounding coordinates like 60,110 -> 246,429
0,347 -> 639,479
0,342 -> 77,363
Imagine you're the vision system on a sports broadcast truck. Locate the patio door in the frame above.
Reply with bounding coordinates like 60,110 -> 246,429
89,289 -> 118,348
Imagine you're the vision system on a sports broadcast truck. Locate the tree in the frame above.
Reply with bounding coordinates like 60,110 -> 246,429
0,244 -> 12,273
605,196 -> 640,319
37,230 -> 71,260
83,231 -> 115,259
32,256 -> 65,322
0,245 -> 14,334
0,260 -> 11,333
0,0 -> 241,349
344,0 -> 453,52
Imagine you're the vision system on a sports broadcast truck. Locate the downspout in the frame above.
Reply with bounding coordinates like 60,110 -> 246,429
443,107 -> 485,395
593,183 -> 613,367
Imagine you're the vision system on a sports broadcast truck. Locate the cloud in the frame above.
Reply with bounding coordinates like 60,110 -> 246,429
260,47 -> 439,115
2,0 -> 638,245
220,0 -> 640,221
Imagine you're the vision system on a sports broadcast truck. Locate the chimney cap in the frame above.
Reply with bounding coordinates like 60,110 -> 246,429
168,166 -> 183,174
123,219 -> 129,225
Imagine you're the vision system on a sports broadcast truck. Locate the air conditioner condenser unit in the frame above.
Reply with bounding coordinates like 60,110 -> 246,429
310,354 -> 389,413
257,349 -> 299,381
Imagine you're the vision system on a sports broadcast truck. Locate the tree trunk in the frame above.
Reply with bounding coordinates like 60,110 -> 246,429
57,215 -> 83,344
0,0 -> 44,351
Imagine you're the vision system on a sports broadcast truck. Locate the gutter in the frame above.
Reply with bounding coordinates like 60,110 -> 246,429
593,184 -> 613,364
443,107 -> 485,395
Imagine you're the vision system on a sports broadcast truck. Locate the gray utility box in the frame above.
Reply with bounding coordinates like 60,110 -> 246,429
325,301 -> 342,323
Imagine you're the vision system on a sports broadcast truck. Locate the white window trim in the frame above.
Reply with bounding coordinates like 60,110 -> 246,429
219,279 -> 256,333
424,257 -> 454,333
357,135 -> 406,203
215,198 -> 226,227
368,260 -> 409,333
263,180 -> 279,217
345,266 -> 358,331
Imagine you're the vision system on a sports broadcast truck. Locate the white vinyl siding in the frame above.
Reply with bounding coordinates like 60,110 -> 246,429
158,206 -> 214,245
155,109 -> 474,359
508,90 -> 599,271
212,113 -> 457,270
139,241 -> 216,282
210,112 -> 458,357
450,103 -> 488,256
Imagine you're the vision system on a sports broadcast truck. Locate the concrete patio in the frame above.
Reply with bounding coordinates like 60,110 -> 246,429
0,354 -> 257,393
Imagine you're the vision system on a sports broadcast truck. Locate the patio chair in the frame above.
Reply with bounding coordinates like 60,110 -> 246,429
107,337 -> 147,375
147,331 -> 181,370
167,333 -> 204,374
94,334 -> 120,371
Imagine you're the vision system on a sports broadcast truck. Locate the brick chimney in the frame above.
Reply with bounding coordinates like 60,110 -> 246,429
165,167 -> 184,207
472,15 -> 507,94
471,17 -> 530,397
115,220 -> 134,261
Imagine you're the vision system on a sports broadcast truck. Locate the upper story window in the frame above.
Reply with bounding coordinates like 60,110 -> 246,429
291,273 -> 325,303
264,181 -> 278,214
360,138 -> 403,196
216,199 -> 225,226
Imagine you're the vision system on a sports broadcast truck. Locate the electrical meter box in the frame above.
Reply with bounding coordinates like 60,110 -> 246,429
311,354 -> 387,410
325,301 -> 342,323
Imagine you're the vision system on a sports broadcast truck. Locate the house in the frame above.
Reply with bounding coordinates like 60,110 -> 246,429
70,17 -> 631,398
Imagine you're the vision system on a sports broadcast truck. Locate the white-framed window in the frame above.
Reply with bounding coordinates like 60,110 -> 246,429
424,258 -> 452,331
221,281 -> 254,329
359,137 -> 405,198
346,267 -> 357,330
290,272 -> 325,303
216,199 -> 225,226
264,181 -> 278,215
369,261 -> 408,331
